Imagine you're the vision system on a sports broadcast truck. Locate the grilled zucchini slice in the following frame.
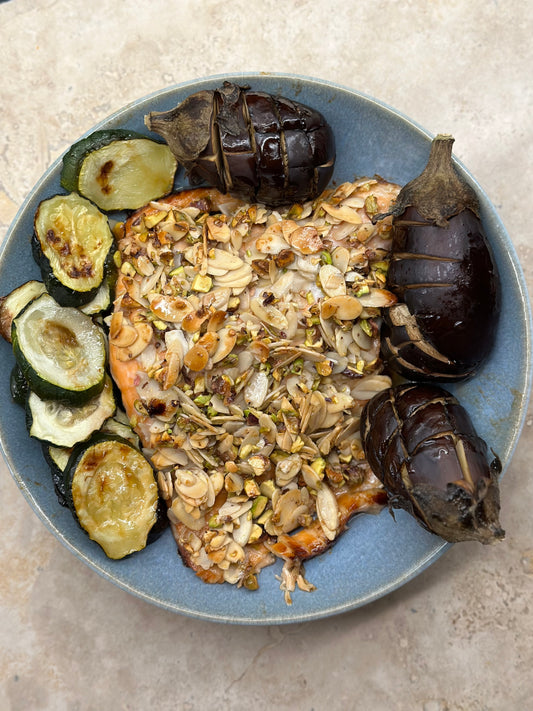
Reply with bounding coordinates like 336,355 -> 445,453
33,193 -> 115,307
26,375 -> 116,447
60,129 -> 143,192
61,129 -> 177,211
64,434 -> 159,559
0,280 -> 46,342
12,293 -> 107,405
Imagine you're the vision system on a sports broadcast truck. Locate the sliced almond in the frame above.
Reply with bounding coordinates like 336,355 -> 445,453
182,308 -> 211,333
113,322 -> 153,361
287,225 -> 323,254
250,298 -> 289,331
316,483 -> 339,541
206,215 -> 231,243
255,222 -> 291,254
211,328 -> 238,364
184,343 -> 209,371
319,264 -> 346,297
110,323 -> 138,348
148,293 -> 194,323
207,248 -> 244,271
206,310 -> 226,332
322,202 -> 363,224
321,295 -> 363,321
197,331 -> 219,355
357,288 -> 397,308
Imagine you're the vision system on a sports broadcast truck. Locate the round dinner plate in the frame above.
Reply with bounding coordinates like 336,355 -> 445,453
0,73 -> 531,624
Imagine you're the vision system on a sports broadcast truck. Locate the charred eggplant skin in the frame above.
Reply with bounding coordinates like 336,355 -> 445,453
145,81 -> 335,207
360,383 -> 504,544
374,135 -> 500,381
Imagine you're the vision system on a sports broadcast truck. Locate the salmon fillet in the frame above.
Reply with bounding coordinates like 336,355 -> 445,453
109,179 -> 399,594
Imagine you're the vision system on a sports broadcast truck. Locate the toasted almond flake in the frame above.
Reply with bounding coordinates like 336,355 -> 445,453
322,203 -> 363,224
357,288 -> 397,308
206,310 -> 226,332
255,222 -> 291,254
243,370 -> 270,409
319,264 -> 346,297
197,331 -> 219,355
331,246 -> 350,273
211,327 -> 238,364
214,263 -> 253,286
250,298 -> 289,331
286,225 -> 323,254
231,514 -> 253,548
110,323 -> 138,348
184,343 -> 209,371
351,374 -> 392,401
174,469 -> 210,504
148,293 -> 193,323
206,215 -> 231,243
208,248 -> 244,271
113,321 -> 153,360
316,484 -> 339,540
355,223 -> 376,243
321,295 -> 363,320
182,309 -> 211,334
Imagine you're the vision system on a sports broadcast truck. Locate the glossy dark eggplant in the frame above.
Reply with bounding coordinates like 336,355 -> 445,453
360,383 -> 504,543
374,135 -> 500,381
145,81 -> 335,207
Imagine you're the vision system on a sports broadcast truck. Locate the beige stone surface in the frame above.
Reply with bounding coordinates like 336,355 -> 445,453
0,1 -> 532,709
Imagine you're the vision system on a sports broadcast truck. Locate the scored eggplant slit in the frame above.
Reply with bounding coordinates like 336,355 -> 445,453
145,81 -> 335,206
373,134 -> 500,381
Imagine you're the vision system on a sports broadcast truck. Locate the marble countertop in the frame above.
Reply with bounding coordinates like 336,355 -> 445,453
1,1 -> 532,709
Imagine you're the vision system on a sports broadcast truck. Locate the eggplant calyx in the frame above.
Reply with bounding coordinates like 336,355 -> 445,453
145,90 -> 215,166
372,134 -> 480,227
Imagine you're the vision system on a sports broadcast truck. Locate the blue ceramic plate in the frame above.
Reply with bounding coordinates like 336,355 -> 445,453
0,73 -> 531,624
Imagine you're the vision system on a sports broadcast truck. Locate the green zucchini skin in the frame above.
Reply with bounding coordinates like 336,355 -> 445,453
10,364 -> 29,406
41,444 -> 71,507
60,129 -> 147,193
12,293 -> 107,406
147,495 -> 170,545
63,433 -> 163,559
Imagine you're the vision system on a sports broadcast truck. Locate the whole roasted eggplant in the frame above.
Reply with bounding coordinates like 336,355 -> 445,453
145,81 -> 335,207
374,135 -> 500,381
360,383 -> 504,544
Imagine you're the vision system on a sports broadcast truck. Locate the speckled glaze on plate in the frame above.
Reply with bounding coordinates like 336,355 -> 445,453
0,73 -> 531,625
